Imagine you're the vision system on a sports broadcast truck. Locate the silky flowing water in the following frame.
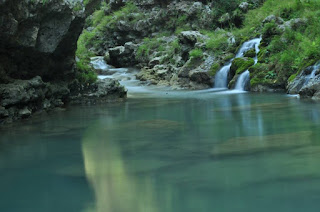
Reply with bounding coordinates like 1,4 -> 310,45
1,90 -> 320,212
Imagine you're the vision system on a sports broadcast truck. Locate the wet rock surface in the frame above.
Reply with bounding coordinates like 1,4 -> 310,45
0,76 -> 70,124
287,63 -> 320,99
0,76 -> 127,124
0,0 -> 125,125
70,78 -> 127,104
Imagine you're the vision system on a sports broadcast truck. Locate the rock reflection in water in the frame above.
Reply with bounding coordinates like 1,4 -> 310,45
81,125 -> 170,212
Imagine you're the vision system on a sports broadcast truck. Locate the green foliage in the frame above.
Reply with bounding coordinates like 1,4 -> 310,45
189,48 -> 203,59
136,37 -> 162,60
208,63 -> 221,76
231,0 -> 320,86
288,73 -> 298,82
262,21 -> 280,40
243,48 -> 256,58
231,57 -> 255,74
265,70 -> 277,79
162,39 -> 182,64
73,2 -> 83,12
76,1 -> 141,84
75,60 -> 97,84
76,29 -> 97,84
205,31 -> 230,53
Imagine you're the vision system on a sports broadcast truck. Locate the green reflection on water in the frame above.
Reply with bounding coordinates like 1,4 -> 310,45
2,92 -> 320,212
78,93 -> 320,212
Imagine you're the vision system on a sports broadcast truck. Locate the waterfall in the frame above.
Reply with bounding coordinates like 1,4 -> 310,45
236,38 -> 262,58
90,56 -> 113,71
234,38 -> 262,91
214,37 -> 262,89
90,56 -> 150,94
306,62 -> 320,83
235,70 -> 250,91
214,63 -> 232,88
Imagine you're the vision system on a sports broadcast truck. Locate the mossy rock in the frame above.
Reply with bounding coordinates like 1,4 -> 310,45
257,48 -> 268,63
250,77 -> 266,87
288,73 -> 298,82
228,74 -> 238,89
230,57 -> 254,76
244,48 -> 256,58
220,53 -> 235,65
248,63 -> 269,75
208,63 -> 221,76
178,57 -> 203,78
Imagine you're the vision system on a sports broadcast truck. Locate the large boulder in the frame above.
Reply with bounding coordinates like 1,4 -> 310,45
0,0 -> 100,82
0,76 -> 70,123
108,42 -> 139,67
0,0 -> 123,124
229,57 -> 254,81
178,31 -> 207,46
287,63 -> 320,99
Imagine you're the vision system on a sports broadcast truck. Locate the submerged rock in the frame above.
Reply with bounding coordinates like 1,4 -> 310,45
212,131 -> 312,158
70,78 -> 127,104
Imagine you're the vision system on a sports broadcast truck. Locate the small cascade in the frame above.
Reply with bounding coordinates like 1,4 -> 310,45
235,70 -> 250,91
235,38 -> 262,58
90,57 -> 113,71
90,56 -> 141,91
304,62 -> 320,85
234,38 -> 262,91
214,63 -> 232,88
214,37 -> 262,89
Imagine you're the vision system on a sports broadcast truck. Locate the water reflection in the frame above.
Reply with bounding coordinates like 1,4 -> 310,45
82,125 -> 166,212
2,92 -> 320,212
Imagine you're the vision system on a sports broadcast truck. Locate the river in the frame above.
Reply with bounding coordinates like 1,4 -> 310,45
1,86 -> 320,211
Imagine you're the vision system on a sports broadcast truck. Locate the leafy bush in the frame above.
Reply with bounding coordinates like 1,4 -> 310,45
189,48 -> 203,59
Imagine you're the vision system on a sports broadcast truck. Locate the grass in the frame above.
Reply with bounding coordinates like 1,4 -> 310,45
189,49 -> 203,59
75,0 -> 320,87
76,1 -> 139,84
233,0 -> 320,85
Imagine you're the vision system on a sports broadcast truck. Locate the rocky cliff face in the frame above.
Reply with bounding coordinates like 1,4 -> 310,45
0,0 -> 126,124
0,0 -> 88,82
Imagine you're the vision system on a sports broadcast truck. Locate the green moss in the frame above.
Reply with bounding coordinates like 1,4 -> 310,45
73,2 -> 83,12
249,63 -> 269,74
257,48 -> 268,63
136,37 -> 164,60
250,77 -> 263,87
231,57 -> 255,75
75,61 -> 97,84
208,63 -> 221,76
288,73 -> 298,82
244,49 -> 256,58
205,31 -> 230,53
189,48 -> 203,59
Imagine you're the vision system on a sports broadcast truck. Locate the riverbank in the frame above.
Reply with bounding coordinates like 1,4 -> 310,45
77,0 -> 320,96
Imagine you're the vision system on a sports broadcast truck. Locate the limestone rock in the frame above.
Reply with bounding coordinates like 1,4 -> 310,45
287,63 -> 320,99
262,15 -> 284,25
19,107 -> 31,118
239,2 -> 249,12
0,0 -> 92,81
71,78 -> 127,104
178,31 -> 206,45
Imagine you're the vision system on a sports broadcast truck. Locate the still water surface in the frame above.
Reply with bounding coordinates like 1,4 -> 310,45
1,90 -> 320,212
